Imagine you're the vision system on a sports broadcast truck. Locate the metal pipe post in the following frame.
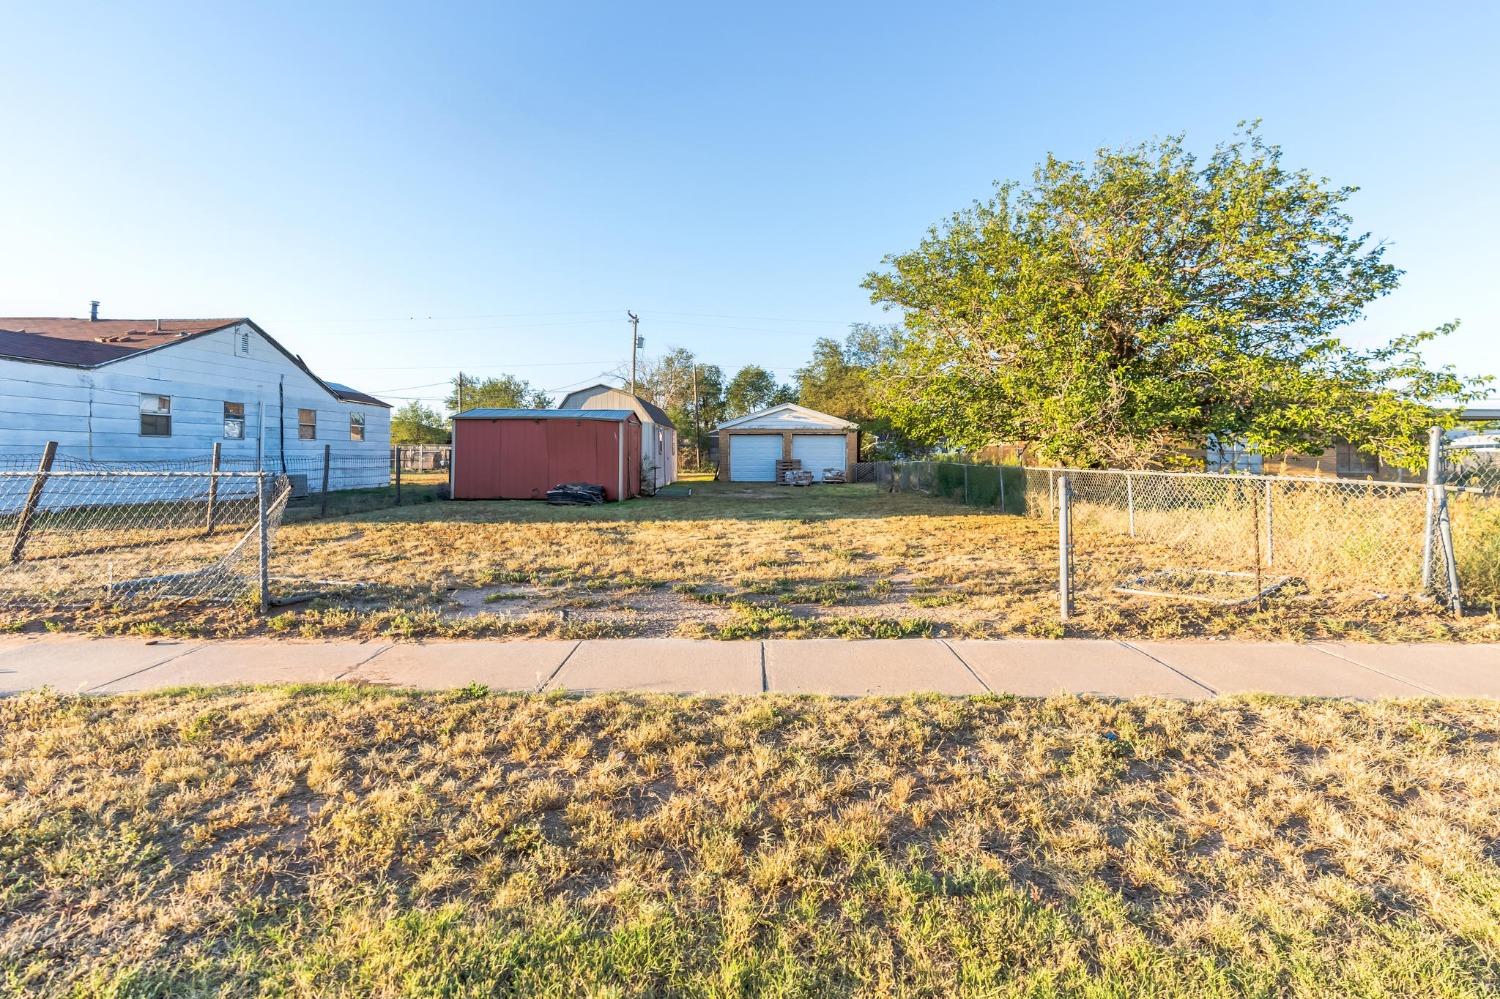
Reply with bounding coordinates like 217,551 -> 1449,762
257,474 -> 270,614
205,441 -> 221,535
1058,474 -> 1071,622
1420,426 -> 1441,592
1126,474 -> 1135,537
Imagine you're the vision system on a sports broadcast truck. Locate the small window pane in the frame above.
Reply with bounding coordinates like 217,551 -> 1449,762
350,412 -> 365,442
224,401 -> 245,440
298,408 -> 317,440
139,394 -> 171,436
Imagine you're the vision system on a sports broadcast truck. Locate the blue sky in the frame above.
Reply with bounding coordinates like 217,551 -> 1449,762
2,1 -> 1497,411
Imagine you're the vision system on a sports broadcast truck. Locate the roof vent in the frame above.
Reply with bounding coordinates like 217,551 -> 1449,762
89,300 -> 99,322
154,318 -> 162,333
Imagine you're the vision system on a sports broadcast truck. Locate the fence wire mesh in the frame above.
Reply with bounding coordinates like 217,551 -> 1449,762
887,456 -> 1498,614
0,467 -> 290,608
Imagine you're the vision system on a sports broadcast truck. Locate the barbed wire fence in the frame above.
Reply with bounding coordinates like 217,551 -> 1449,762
884,430 -> 1498,621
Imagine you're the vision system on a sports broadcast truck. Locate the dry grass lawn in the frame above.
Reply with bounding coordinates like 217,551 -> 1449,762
2,688 -> 1499,996
3,480 -> 1496,643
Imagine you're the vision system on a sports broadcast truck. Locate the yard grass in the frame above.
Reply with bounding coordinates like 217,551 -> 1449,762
3,482 -> 1496,642
2,687 -> 1498,996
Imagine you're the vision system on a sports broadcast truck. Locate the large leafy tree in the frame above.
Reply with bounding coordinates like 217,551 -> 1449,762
627,348 -> 725,461
796,326 -> 912,458
864,127 -> 1486,468
390,400 -> 449,444
725,364 -> 794,417
446,373 -> 552,413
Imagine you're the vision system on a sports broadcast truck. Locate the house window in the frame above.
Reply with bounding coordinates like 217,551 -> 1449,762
1335,443 -> 1379,478
223,402 -> 245,440
350,412 -> 365,442
139,394 -> 171,437
298,408 -> 317,440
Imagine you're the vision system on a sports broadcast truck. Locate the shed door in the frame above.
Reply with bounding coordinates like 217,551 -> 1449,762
791,434 -> 847,480
729,434 -> 780,481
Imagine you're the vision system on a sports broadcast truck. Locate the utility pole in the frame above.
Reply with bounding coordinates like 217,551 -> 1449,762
456,370 -> 465,414
692,365 -> 701,469
627,311 -> 641,393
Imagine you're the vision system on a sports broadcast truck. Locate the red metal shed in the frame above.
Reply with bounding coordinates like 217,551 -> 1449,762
451,409 -> 642,501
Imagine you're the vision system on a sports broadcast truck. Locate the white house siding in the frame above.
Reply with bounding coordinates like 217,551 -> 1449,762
0,323 -> 389,491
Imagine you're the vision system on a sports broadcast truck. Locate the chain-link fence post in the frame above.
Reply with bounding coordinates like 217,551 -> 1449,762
1264,479 -> 1274,567
963,463 -> 970,506
395,445 -> 403,505
1421,426 -> 1441,592
997,465 -> 1006,512
257,473 -> 271,614
1437,483 -> 1462,617
1126,473 -> 1135,536
8,440 -> 57,564
1058,474 -> 1071,622
205,442 -> 221,535
319,444 -> 332,518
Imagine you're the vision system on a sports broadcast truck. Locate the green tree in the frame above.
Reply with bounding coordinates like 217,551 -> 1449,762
630,349 -> 725,464
446,373 -> 552,413
796,326 -> 909,458
724,365 -> 792,417
389,400 -> 449,444
864,127 -> 1487,469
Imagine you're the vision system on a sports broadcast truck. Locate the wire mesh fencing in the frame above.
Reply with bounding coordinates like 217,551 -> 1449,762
887,455 -> 1497,617
0,460 -> 291,610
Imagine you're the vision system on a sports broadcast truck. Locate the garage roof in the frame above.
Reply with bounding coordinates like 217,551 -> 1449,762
716,403 -> 857,432
455,408 -> 637,421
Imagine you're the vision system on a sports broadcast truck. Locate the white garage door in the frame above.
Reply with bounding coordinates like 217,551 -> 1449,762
792,434 -> 847,481
729,434 -> 781,481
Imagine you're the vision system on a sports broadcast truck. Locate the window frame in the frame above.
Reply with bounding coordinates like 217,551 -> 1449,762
223,401 -> 245,440
349,411 -> 365,442
297,408 -> 317,440
139,394 -> 172,437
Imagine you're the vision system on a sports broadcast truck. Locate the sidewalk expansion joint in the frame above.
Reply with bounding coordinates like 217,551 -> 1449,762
938,639 -> 991,693
1116,641 -> 1218,697
1307,643 -> 1440,696
536,641 -> 582,692
85,642 -> 207,694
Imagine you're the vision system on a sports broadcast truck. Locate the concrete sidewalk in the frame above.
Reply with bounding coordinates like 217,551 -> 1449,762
0,634 -> 1495,699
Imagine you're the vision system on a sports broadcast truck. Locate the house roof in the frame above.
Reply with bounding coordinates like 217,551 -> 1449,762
454,408 -> 639,422
0,315 -> 390,409
324,382 -> 389,407
716,402 -> 857,432
0,317 -> 245,366
557,383 -> 675,430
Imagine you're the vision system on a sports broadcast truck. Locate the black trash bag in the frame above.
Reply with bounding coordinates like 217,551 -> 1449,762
546,482 -> 606,505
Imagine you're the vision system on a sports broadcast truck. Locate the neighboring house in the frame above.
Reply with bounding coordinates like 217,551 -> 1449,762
557,383 -> 676,489
0,312 -> 390,488
716,403 -> 858,482
451,409 -> 642,501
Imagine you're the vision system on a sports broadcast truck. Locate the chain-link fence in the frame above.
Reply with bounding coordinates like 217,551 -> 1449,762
887,446 -> 1498,618
0,455 -> 291,609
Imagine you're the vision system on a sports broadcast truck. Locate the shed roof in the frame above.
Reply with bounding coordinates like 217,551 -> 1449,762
557,383 -> 675,429
716,403 -> 857,432
454,408 -> 638,422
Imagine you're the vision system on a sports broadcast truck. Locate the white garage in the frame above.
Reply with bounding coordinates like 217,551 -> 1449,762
791,434 -> 848,481
727,434 -> 780,481
717,404 -> 858,482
